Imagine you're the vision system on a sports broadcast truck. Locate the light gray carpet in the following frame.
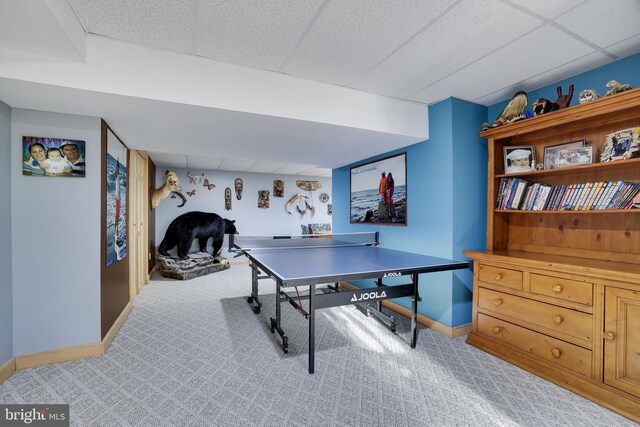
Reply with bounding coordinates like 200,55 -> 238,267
0,264 -> 635,426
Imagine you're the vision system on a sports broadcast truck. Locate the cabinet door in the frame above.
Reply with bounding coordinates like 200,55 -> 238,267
604,287 -> 640,398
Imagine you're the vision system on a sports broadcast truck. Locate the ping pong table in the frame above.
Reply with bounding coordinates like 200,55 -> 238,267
229,232 -> 469,374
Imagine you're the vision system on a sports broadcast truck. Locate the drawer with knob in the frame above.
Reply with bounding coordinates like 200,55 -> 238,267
477,313 -> 592,378
477,264 -> 522,290
478,287 -> 593,344
530,274 -> 593,306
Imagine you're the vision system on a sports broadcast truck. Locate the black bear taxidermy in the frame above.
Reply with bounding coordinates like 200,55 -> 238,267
158,211 -> 238,261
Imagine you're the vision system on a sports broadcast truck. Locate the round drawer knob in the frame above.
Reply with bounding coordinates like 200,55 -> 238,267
494,299 -> 503,307
551,348 -> 562,358
603,331 -> 616,341
552,315 -> 563,325
552,284 -> 563,293
492,326 -> 502,334
494,273 -> 502,281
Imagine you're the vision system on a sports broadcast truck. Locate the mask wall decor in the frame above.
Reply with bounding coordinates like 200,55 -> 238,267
273,180 -> 284,197
224,187 -> 232,210
258,190 -> 270,208
234,178 -> 243,200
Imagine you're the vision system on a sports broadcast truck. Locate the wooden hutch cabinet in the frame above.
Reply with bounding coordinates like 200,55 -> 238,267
464,88 -> 640,422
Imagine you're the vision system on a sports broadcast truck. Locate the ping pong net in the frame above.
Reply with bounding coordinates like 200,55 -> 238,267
229,231 -> 379,253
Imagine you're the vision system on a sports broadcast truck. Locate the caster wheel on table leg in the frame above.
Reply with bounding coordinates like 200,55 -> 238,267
247,296 -> 254,304
253,306 -> 260,314
270,318 -> 275,333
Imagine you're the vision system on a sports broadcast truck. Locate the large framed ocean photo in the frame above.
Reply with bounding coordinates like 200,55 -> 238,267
350,152 -> 406,225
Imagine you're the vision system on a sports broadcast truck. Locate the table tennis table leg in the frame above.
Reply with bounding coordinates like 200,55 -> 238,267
309,284 -> 315,374
247,262 -> 266,314
411,274 -> 419,348
270,281 -> 288,354
327,282 -> 340,292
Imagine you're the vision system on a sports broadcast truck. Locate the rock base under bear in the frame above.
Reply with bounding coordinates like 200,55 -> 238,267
157,252 -> 230,280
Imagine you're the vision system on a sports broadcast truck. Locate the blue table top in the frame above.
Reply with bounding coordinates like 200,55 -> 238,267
246,245 -> 468,286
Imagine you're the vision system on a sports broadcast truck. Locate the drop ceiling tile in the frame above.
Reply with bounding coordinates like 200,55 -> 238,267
352,0 -> 542,98
218,158 -> 256,171
186,156 -> 223,170
506,0 -> 586,19
297,168 -> 332,177
282,0 -> 457,86
148,152 -> 188,168
555,0 -> 640,48
605,34 -> 640,58
275,164 -> 316,175
247,161 -> 288,174
69,0 -> 194,53
409,24 -> 595,105
473,51 -> 611,105
196,0 -> 324,71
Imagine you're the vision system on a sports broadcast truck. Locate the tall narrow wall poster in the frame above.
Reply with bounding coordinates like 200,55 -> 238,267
106,129 -> 127,267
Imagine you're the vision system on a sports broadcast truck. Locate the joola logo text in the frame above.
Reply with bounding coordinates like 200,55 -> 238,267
383,272 -> 401,277
351,290 -> 387,302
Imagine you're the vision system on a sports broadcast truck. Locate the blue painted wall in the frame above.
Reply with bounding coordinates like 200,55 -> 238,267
0,100 -> 12,365
333,53 -> 640,329
451,98 -> 488,325
489,53 -> 640,121
333,98 -> 487,328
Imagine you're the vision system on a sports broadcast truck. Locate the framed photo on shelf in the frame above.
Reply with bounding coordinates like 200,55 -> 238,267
503,145 -> 535,174
543,139 -> 585,170
556,145 -> 594,168
602,127 -> 640,162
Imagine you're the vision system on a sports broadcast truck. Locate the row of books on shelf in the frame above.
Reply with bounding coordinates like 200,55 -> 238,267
496,178 -> 640,211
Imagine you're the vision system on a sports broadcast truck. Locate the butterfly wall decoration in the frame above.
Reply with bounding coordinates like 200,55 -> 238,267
203,179 -> 215,190
187,189 -> 196,197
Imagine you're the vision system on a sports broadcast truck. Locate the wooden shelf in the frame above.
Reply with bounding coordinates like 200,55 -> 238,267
483,88 -> 640,259
495,157 -> 640,179
494,209 -> 639,214
480,88 -> 640,139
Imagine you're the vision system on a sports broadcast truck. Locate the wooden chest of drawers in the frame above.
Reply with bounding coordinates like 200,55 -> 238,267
477,287 -> 593,344
469,88 -> 640,423
464,252 -> 640,423
477,313 -> 592,377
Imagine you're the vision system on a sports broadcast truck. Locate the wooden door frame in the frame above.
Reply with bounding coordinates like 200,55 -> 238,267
128,150 -> 149,300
